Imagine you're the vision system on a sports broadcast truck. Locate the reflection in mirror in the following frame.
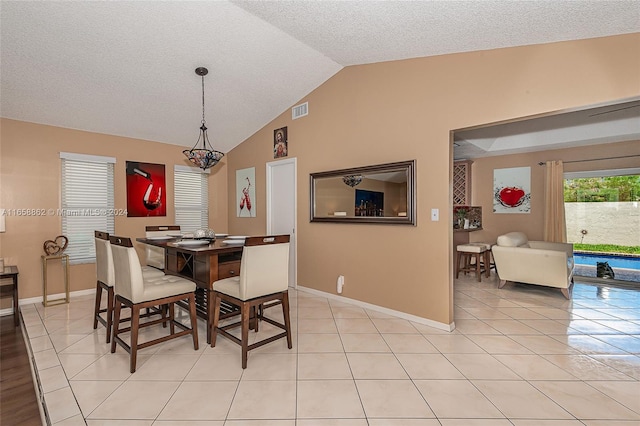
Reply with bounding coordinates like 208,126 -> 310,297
310,160 -> 416,225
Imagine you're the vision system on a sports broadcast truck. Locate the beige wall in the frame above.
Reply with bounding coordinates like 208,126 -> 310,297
1,34 -> 639,324
0,119 -> 228,303
468,140 -> 640,245
225,33 -> 640,326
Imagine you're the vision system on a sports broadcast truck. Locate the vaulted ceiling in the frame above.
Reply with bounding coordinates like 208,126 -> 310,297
1,1 -> 638,154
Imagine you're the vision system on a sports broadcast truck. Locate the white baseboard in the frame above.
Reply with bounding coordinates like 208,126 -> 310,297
2,286 -> 457,333
295,285 -> 455,332
1,288 -> 96,317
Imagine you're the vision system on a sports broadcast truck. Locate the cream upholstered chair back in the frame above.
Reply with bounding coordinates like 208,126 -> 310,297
496,231 -> 530,247
110,236 -> 146,303
94,231 -> 114,287
238,236 -> 290,301
144,225 -> 180,269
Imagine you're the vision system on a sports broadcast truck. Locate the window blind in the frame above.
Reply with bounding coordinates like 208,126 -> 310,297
60,153 -> 115,264
174,166 -> 208,232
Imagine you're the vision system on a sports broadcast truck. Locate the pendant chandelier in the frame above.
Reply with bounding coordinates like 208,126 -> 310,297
183,67 -> 224,170
342,174 -> 363,187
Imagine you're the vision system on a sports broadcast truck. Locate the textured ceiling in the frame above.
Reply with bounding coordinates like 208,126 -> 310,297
1,1 -> 639,154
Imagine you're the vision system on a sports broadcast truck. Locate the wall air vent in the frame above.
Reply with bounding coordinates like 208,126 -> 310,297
292,102 -> 308,120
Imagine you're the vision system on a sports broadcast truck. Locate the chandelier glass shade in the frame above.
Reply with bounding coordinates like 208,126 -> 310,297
183,67 -> 224,170
342,174 -> 363,187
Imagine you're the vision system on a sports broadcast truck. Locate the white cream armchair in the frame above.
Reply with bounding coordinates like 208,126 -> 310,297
491,232 -> 575,299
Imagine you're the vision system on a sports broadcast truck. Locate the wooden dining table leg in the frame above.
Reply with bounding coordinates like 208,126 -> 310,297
206,289 -> 213,344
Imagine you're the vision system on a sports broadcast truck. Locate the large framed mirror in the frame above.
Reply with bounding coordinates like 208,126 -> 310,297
310,160 -> 416,225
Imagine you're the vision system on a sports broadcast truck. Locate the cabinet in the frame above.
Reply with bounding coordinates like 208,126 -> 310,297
453,160 -> 473,206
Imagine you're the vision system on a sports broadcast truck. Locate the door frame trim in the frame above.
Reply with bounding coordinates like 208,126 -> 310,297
266,157 -> 297,288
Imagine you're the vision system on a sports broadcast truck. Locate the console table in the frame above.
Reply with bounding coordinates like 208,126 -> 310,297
0,266 -> 19,326
41,254 -> 70,307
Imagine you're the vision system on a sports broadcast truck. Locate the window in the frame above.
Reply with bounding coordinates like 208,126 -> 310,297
60,152 -> 115,264
174,165 -> 209,232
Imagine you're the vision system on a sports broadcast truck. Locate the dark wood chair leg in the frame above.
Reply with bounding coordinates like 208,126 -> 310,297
130,305 -> 140,373
241,301 -> 250,369
282,292 -> 292,349
105,286 -> 114,343
210,294 -> 221,347
188,294 -> 199,350
206,289 -> 213,344
251,305 -> 258,332
169,303 -> 175,335
93,281 -> 102,330
111,298 -> 122,354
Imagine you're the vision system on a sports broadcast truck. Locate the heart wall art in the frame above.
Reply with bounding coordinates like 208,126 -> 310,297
493,166 -> 531,214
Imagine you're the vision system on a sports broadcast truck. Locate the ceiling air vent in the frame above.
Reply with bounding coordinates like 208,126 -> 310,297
292,102 -> 308,120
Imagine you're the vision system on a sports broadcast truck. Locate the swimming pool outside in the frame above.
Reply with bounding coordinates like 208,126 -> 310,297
574,252 -> 640,271
573,251 -> 640,283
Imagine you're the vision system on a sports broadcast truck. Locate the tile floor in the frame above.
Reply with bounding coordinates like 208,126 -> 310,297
19,273 -> 640,425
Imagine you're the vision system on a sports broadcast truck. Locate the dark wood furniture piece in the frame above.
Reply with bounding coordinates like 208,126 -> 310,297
136,237 -> 244,343
211,235 -> 292,368
0,266 -> 19,326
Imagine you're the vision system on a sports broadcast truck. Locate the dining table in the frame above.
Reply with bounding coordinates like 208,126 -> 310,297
136,235 -> 247,343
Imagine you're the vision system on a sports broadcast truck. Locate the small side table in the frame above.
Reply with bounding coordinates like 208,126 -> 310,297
0,266 -> 20,326
41,254 -> 70,307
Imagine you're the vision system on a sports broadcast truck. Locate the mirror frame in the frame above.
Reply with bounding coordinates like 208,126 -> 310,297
309,160 -> 416,225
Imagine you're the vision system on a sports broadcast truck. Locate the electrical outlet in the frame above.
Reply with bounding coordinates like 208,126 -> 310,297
337,275 -> 345,293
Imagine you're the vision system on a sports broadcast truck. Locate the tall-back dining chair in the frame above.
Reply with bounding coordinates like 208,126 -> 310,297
94,231 -> 116,343
144,225 -> 180,271
210,235 -> 292,369
94,231 -> 164,343
109,235 -> 199,373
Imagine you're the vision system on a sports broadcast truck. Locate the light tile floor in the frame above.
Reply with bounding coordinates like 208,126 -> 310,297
19,273 -> 640,425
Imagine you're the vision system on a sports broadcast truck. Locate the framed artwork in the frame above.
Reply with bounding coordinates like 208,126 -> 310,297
236,167 -> 256,217
274,126 -> 288,159
493,166 -> 531,213
126,161 -> 167,217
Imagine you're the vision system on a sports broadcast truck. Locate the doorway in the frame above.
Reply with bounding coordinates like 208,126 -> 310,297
564,168 -> 640,283
266,158 -> 297,287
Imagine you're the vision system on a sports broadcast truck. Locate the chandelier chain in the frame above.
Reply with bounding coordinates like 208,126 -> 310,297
201,74 -> 206,125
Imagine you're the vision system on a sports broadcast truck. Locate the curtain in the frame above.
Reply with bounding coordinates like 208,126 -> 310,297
543,160 -> 567,243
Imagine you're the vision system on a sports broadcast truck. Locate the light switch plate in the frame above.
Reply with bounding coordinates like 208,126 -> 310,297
431,208 -> 439,221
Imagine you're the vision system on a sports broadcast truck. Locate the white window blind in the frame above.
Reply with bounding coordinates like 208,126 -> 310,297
174,166 -> 209,232
60,153 -> 115,264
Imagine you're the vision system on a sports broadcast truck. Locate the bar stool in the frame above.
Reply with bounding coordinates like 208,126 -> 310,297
210,235 -> 292,369
94,231 -> 164,343
110,235 -> 199,373
456,243 -> 491,282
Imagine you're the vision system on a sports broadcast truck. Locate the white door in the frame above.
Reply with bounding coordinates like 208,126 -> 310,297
266,158 -> 297,287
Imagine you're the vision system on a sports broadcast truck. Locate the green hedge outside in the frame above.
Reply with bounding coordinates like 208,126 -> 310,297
573,243 -> 640,255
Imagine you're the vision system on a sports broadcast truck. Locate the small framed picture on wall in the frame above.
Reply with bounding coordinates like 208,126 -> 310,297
274,126 -> 288,159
